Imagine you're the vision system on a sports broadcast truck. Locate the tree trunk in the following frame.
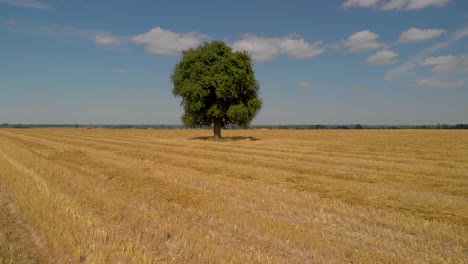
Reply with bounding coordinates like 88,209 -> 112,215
213,117 -> 222,138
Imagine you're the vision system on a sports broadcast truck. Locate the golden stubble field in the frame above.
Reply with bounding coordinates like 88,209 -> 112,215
0,128 -> 466,263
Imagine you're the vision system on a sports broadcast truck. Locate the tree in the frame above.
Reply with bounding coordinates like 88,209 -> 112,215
171,41 -> 262,138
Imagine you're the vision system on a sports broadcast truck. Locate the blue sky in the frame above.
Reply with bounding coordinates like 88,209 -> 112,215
1,0 -> 467,125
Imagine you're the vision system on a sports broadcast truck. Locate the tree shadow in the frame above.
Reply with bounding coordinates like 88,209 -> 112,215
190,136 -> 260,142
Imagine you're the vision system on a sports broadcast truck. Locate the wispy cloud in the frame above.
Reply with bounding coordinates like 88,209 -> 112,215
412,79 -> 463,89
0,0 -> 50,9
298,82 -> 313,88
342,0 -> 379,9
420,54 -> 468,74
94,34 -> 118,46
385,25 -> 468,80
0,20 -> 124,47
342,0 -> 450,10
385,64 -> 415,80
382,0 -> 449,10
398,28 -> 447,43
1,21 -> 327,63
366,50 -> 399,65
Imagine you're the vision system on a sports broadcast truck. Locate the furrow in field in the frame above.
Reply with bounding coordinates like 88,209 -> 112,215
0,134 -> 225,257
0,177 -> 45,263
3,130 -> 466,226
85,132 -> 468,169
53,130 -> 468,182
62,131 -> 468,167
0,139 -> 141,262
1,130 -> 466,262
11,129 -> 468,174
10,130 -> 467,198
0,132 -> 422,262
1,132 -> 378,261
22,130 -> 467,200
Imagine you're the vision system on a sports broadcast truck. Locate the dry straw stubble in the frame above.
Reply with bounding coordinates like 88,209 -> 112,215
0,129 -> 466,263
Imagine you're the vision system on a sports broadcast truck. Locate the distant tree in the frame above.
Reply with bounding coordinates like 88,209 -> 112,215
453,124 -> 468,129
74,124 -> 79,129
354,124 -> 364,129
336,125 -> 349,129
171,41 -> 262,138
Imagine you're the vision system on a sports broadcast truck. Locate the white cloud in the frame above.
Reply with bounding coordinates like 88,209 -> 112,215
298,82 -> 313,88
1,21 -> 326,62
380,0 -> 407,10
405,0 -> 449,10
385,25 -> 468,80
366,50 -> 399,65
412,79 -> 463,89
94,34 -> 117,46
398,28 -> 447,43
342,0 -> 379,9
279,38 -> 325,59
131,27 -> 210,55
131,29 -> 326,61
342,30 -> 387,52
111,69 -> 128,74
420,54 -> 468,74
232,34 -> 325,62
0,0 -> 49,9
426,27 -> 468,53
343,0 -> 450,10
420,55 -> 456,66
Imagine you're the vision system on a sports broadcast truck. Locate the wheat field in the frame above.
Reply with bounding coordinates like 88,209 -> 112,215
0,128 -> 466,263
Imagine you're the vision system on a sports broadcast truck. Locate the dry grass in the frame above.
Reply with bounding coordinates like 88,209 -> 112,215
0,128 -> 466,263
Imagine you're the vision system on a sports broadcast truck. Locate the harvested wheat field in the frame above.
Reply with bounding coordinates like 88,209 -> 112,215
0,128 -> 466,263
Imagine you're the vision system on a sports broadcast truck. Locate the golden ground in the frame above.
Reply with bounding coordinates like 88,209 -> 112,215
0,128 -> 466,263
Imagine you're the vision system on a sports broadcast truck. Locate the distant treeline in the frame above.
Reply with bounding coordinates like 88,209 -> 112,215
1,123 -> 467,129
0,124 -> 182,129
254,124 -> 468,130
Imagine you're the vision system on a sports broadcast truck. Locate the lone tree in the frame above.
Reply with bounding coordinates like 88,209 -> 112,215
171,41 -> 262,138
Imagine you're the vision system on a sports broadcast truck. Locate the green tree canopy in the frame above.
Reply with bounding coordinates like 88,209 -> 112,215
171,40 -> 262,138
